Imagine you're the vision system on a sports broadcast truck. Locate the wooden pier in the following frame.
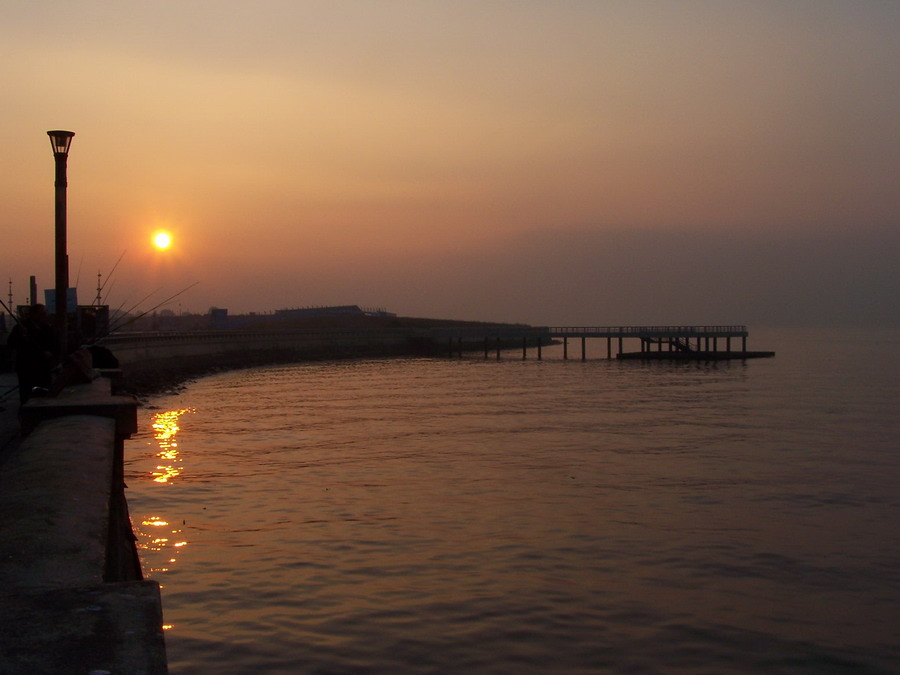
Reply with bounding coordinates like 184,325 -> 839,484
95,323 -> 772,365
433,325 -> 774,360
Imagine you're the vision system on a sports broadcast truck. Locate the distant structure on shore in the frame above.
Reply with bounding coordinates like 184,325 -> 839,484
274,305 -> 396,319
126,304 -> 397,332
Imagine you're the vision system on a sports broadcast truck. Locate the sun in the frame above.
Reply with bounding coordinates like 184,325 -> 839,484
153,231 -> 172,250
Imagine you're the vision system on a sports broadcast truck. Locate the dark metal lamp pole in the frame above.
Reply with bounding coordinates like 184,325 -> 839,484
48,130 -> 75,357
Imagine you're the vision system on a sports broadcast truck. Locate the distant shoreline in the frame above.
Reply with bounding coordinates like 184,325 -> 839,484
115,315 -> 528,398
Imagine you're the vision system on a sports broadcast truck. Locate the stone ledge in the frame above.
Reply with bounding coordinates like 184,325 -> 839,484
0,581 -> 167,674
0,415 -> 115,591
19,377 -> 138,439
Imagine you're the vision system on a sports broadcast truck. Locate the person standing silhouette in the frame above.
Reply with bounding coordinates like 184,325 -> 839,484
7,304 -> 58,404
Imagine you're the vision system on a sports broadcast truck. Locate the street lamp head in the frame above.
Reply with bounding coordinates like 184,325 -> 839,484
47,130 -> 75,156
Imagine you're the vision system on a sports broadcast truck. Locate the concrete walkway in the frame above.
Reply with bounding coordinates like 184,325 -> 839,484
0,372 -> 21,454
0,371 -> 167,673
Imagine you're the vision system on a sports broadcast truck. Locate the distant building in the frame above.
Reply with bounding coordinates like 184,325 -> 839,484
274,305 -> 396,319
209,307 -> 228,329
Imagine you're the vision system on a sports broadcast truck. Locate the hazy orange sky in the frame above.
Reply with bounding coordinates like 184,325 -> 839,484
2,1 -> 898,326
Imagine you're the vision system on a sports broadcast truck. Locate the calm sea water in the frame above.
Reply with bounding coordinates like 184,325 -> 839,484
124,327 -> 900,674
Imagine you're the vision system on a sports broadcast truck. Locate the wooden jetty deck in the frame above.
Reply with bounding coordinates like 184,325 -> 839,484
432,325 -> 774,360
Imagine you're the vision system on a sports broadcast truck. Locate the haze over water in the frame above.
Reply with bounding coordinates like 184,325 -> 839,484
3,3 -> 898,327
125,327 -> 900,674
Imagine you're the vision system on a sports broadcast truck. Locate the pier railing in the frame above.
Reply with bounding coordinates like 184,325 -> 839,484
431,325 -> 748,339
433,324 -> 765,361
548,325 -> 748,338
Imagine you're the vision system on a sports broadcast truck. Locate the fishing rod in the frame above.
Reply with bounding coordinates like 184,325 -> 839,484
98,250 -> 126,302
73,254 -> 84,289
100,281 -> 200,339
0,294 -> 19,324
104,282 -> 199,336
102,278 -> 118,308
106,288 -> 165,334
105,288 -> 134,328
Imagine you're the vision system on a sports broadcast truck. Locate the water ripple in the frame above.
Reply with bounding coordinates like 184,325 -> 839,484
125,336 -> 900,673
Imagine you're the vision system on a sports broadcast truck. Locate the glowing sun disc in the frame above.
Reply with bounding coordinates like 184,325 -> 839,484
153,232 -> 172,249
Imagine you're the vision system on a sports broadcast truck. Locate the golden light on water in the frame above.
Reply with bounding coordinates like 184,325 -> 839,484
135,407 -> 196,581
151,408 -> 192,483
143,517 -> 168,527
152,464 -> 182,483
152,408 -> 189,441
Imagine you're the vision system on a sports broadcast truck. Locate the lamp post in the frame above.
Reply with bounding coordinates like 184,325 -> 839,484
48,129 -> 75,356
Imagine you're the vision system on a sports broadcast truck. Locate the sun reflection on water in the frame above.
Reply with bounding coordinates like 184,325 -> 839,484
134,408 -> 195,581
151,408 -> 192,483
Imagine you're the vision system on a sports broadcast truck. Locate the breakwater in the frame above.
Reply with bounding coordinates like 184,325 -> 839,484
111,330 -> 427,394
105,322 -> 772,395
103,325 -> 469,394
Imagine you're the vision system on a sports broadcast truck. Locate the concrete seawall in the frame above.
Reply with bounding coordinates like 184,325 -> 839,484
106,327 -> 438,394
0,376 -> 167,673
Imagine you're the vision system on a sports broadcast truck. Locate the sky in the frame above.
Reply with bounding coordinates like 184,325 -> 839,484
2,1 -> 898,327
